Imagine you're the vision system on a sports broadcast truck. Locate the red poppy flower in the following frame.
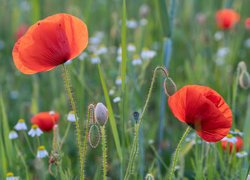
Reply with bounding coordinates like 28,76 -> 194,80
245,18 -> 250,30
168,85 -> 232,142
12,13 -> 88,74
215,9 -> 240,30
31,111 -> 60,132
221,134 -> 243,152
15,24 -> 28,40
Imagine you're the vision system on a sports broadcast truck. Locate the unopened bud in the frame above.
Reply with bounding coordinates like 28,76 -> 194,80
145,173 -> 155,180
239,71 -> 250,89
164,77 -> 177,96
95,103 -> 108,126
88,124 -> 100,148
237,61 -> 247,73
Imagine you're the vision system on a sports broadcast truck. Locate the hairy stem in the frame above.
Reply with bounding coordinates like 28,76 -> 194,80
168,126 -> 191,180
124,66 -> 168,180
61,64 -> 84,180
101,126 -> 107,180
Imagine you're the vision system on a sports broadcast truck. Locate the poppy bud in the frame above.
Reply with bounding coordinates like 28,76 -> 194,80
239,71 -> 250,89
145,174 -> 155,180
88,124 -> 100,148
164,77 -> 177,96
237,61 -> 247,73
95,103 -> 108,126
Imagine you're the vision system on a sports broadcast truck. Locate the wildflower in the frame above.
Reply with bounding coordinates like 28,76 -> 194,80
214,31 -> 224,41
109,88 -> 115,96
115,76 -> 122,86
113,97 -> 121,103
239,71 -> 250,89
6,172 -> 17,180
95,103 -> 108,126
221,134 -> 243,152
8,131 -> 18,140
89,32 -> 104,45
90,54 -> 101,64
127,19 -> 138,29
12,13 -> 88,74
139,4 -> 150,18
116,55 -> 122,63
14,119 -> 27,131
36,146 -> 48,158
168,85 -> 232,142
28,124 -> 43,137
236,151 -> 248,158
141,48 -> 156,60
79,52 -> 88,61
15,24 -> 28,40
245,18 -> 250,30
31,111 -> 60,132
140,19 -> 148,26
215,9 -> 240,30
132,55 -> 142,66
127,43 -> 136,52
67,111 -> 76,122
96,45 -> 108,55
230,129 -> 243,136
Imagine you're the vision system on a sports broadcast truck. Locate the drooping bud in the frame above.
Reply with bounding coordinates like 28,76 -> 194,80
164,77 -> 177,96
95,103 -> 108,126
239,71 -> 250,89
145,173 -> 155,180
88,124 -> 100,148
237,61 -> 247,73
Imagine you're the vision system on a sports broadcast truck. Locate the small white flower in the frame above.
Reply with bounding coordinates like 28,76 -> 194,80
67,111 -> 76,122
96,46 -> 108,55
14,119 -> 27,131
113,97 -> 121,103
221,135 -> 237,143
28,124 -> 43,137
214,31 -> 224,41
8,131 -> 18,140
6,172 -> 16,180
229,129 -> 243,137
90,55 -> 101,64
79,52 -> 88,61
236,151 -> 248,158
116,55 -> 122,63
216,47 -> 229,58
140,18 -> 148,26
109,89 -> 115,96
127,44 -> 136,52
115,77 -> 122,86
36,146 -> 48,159
64,60 -> 72,65
141,48 -> 156,60
244,38 -> 250,48
132,55 -> 142,66
127,19 -> 138,29
117,47 -> 122,55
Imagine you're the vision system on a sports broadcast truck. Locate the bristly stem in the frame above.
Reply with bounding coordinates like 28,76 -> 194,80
61,64 -> 84,180
101,126 -> 107,180
124,66 -> 168,180
168,126 -> 191,180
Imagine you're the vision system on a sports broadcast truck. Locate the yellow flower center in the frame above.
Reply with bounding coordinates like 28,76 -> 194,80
69,110 -> 74,114
133,54 -> 140,59
227,134 -> 233,138
32,124 -> 38,129
38,146 -> 45,151
235,129 -> 240,132
18,119 -> 25,123
6,172 -> 14,176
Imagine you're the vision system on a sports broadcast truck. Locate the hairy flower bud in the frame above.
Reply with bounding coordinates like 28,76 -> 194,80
88,124 -> 100,148
145,173 -> 155,180
95,103 -> 108,126
237,61 -> 247,73
239,71 -> 250,89
164,77 -> 177,96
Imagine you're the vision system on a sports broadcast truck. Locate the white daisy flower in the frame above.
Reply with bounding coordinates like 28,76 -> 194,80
36,146 -> 48,159
113,97 -> 121,103
90,54 -> 101,64
96,45 -> 108,55
132,55 -> 142,66
141,48 -> 156,60
79,52 -> 88,61
64,60 -> 72,65
117,47 -> 122,55
127,19 -> 138,29
14,119 -> 27,131
28,124 -> 43,137
221,134 -> 237,143
8,131 -> 18,140
229,129 -> 243,137
127,43 -> 136,52
116,55 -> 122,63
216,47 -> 229,58
67,111 -> 76,122
139,18 -> 148,26
109,88 -> 115,96
236,151 -> 248,158
115,77 -> 122,86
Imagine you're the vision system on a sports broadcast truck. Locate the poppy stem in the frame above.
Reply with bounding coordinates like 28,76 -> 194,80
61,64 -> 84,180
124,66 -> 168,180
168,126 -> 191,180
101,126 -> 107,180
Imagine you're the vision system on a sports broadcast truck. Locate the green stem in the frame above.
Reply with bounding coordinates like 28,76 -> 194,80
168,126 -> 191,180
61,64 -> 84,180
23,131 -> 35,156
59,123 -> 71,149
101,126 -> 107,180
124,66 -> 168,180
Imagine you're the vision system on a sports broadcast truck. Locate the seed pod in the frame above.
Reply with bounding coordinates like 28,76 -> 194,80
145,173 -> 155,180
88,124 -> 100,148
95,103 -> 108,126
164,77 -> 177,96
239,71 -> 250,89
